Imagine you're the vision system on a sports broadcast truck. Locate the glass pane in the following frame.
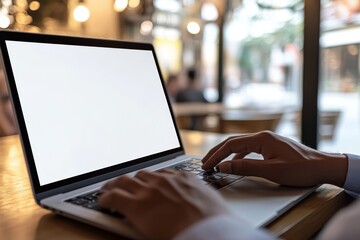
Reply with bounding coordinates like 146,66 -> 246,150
319,0 -> 360,154
202,23 -> 219,102
223,0 -> 304,138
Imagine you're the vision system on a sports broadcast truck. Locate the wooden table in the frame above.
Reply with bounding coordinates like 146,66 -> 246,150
171,103 -> 293,133
171,103 -> 293,117
0,132 -> 353,240
172,103 -> 225,116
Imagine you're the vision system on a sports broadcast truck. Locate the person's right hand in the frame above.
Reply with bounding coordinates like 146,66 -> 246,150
202,131 -> 348,187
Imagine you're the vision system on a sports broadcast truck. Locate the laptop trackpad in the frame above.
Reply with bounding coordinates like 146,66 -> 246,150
219,177 -> 313,228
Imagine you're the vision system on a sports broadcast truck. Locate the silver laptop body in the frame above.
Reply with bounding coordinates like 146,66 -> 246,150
0,31 -> 313,239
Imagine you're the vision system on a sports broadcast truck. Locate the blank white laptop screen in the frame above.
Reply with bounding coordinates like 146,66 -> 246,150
5,41 -> 180,186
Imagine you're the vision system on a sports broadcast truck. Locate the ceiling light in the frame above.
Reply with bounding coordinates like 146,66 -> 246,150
201,2 -> 218,21
187,21 -> 201,35
114,0 -> 128,12
73,4 -> 90,22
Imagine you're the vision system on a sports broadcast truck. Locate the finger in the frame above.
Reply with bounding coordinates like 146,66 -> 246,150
144,169 -> 184,181
134,170 -> 185,200
135,170 -> 186,184
134,170 -> 161,183
232,151 -> 249,160
102,175 -> 145,193
202,136 -> 249,170
202,133 -> 266,171
201,136 -> 239,163
157,168 -> 178,175
98,188 -> 134,214
218,159 -> 277,179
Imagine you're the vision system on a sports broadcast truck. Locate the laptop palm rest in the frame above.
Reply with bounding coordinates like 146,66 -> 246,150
219,177 -> 315,228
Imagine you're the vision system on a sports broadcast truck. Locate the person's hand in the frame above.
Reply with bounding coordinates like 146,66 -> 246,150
98,169 -> 228,240
202,131 -> 348,187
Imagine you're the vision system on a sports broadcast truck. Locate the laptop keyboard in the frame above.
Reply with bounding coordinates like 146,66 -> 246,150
168,158 -> 243,190
66,158 -> 242,216
66,190 -> 125,218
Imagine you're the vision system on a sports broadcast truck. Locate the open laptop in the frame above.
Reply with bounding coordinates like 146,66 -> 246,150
0,31 -> 315,239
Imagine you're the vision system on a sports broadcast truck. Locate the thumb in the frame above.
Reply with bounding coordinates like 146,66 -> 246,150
218,159 -> 271,178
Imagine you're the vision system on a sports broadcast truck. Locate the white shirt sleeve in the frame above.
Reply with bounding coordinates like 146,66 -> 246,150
343,154 -> 360,198
316,154 -> 360,239
173,214 -> 275,240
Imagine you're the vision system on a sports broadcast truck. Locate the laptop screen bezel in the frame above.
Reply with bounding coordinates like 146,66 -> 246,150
0,31 -> 185,195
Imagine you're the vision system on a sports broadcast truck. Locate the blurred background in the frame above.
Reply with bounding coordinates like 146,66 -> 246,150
0,0 -> 359,154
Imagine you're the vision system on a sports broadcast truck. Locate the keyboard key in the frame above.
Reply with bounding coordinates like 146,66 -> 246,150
205,175 -> 222,181
182,167 -> 194,171
226,174 -> 243,180
191,170 -> 202,174
202,176 -> 221,183
68,198 -> 88,205
189,164 -> 201,169
83,202 -> 101,211
213,172 -> 228,177
196,174 -> 205,180
189,159 -> 201,164
202,170 -> 217,176
209,178 -> 235,190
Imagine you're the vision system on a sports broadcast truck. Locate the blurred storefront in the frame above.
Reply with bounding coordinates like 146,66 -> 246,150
319,0 -> 360,154
223,0 -> 304,110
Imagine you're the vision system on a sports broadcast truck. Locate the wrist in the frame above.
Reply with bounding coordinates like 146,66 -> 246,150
321,153 -> 348,187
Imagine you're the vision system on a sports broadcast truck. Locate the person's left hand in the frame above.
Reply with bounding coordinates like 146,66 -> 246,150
99,169 -> 228,240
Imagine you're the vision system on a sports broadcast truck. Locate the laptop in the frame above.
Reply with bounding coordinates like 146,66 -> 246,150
0,31 -> 314,239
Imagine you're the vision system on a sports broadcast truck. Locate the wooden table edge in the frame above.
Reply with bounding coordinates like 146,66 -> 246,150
266,184 -> 354,240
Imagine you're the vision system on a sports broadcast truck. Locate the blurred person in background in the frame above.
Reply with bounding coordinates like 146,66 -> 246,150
175,68 -> 207,103
165,74 -> 180,102
0,64 -> 17,136
175,68 -> 208,130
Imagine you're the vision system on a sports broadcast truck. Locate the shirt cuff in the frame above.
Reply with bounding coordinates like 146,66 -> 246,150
173,214 -> 275,240
343,154 -> 360,198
